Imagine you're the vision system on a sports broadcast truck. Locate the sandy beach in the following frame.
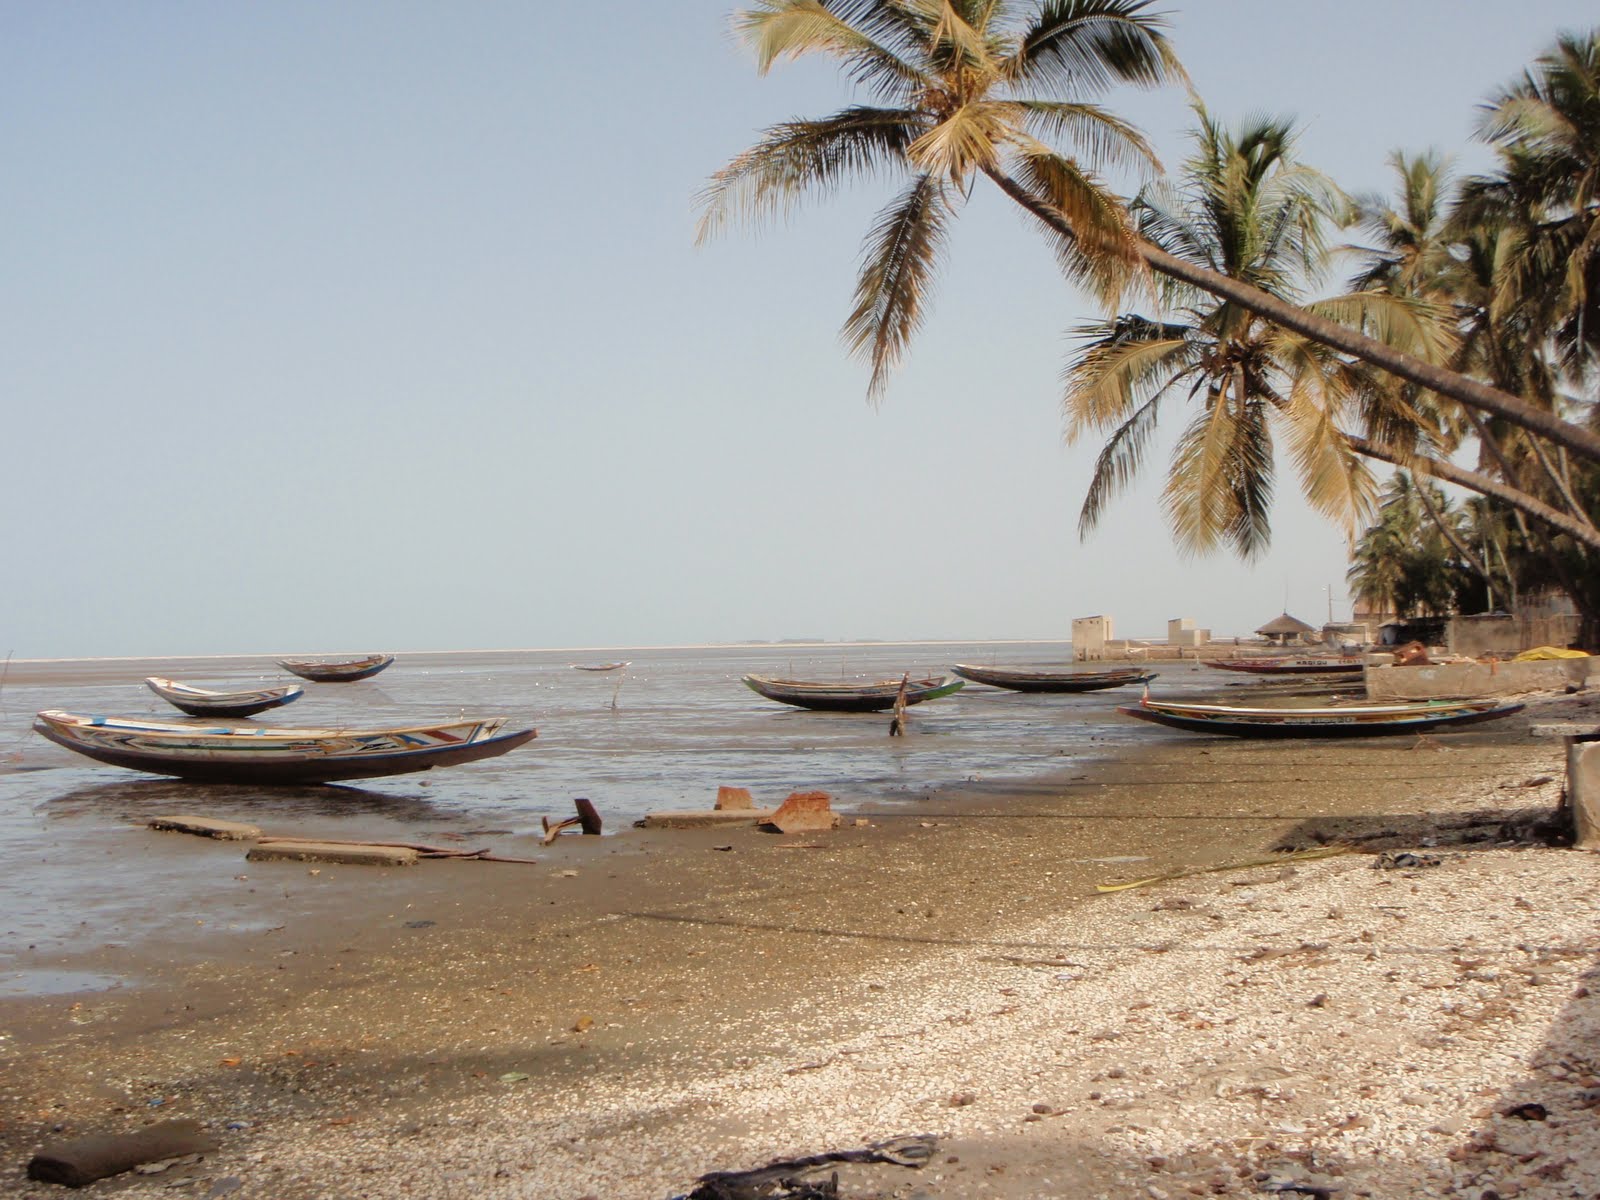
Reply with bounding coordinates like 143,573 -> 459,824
3,687 -> 1598,1199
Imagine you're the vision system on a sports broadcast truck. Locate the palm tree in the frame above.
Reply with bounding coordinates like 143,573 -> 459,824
1062,110 -> 1426,559
701,2 -> 1600,463
1464,29 -> 1600,379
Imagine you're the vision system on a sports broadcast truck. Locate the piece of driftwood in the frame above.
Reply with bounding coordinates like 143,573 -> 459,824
149,815 -> 262,840
28,1119 -> 218,1187
676,1134 -> 936,1200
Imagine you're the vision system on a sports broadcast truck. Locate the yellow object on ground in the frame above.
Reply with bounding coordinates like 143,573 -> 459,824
1513,646 -> 1590,661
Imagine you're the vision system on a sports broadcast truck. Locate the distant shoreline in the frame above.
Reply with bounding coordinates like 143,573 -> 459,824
0,637 -> 1087,666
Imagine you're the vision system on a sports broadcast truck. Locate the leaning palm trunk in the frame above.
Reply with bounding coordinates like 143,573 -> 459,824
1345,435 -> 1600,552
982,166 -> 1600,463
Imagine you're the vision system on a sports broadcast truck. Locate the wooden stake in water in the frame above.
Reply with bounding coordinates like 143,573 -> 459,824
889,673 -> 909,737
610,665 -> 625,711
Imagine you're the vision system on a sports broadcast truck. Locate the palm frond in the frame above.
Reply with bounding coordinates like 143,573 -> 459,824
1279,381 -> 1377,537
1014,100 -> 1160,175
906,101 -> 1012,180
696,106 -> 924,242
1163,385 -> 1275,559
1008,0 -> 1187,95
1010,139 -> 1144,306
1077,390 -> 1167,537
1062,317 -> 1196,437
736,1 -> 928,99
843,174 -> 953,400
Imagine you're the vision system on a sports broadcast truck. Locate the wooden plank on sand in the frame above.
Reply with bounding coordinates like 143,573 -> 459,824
246,841 -> 419,866
149,814 -> 263,841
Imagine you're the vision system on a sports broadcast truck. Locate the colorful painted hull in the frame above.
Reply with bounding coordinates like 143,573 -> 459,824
951,664 -> 1159,693
276,654 -> 394,682
1211,657 -> 1364,676
33,710 -> 536,783
1117,697 -> 1522,739
145,677 -> 304,718
742,674 -> 964,713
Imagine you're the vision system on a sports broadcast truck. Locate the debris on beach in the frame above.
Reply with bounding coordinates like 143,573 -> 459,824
147,816 -> 542,866
541,797 -> 603,844
1095,844 -> 1355,893
636,786 -> 842,832
673,1134 -> 937,1200
148,814 -> 261,841
761,791 -> 840,834
27,1119 -> 218,1187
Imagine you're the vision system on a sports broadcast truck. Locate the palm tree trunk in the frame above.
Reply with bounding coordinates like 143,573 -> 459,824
982,167 -> 1600,463
1344,436 -> 1600,552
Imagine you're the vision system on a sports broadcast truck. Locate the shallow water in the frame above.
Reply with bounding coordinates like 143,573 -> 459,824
0,641 -> 1227,983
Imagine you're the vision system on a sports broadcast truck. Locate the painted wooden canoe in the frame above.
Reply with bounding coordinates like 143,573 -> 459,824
276,654 -> 395,682
33,710 -> 536,784
1211,657 -> 1364,676
1116,696 -> 1523,739
950,664 -> 1159,693
572,662 -> 631,672
742,674 -> 965,713
145,676 -> 304,718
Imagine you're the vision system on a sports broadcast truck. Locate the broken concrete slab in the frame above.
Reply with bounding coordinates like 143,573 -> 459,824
149,814 -> 263,840
763,791 -> 841,834
246,841 -> 419,867
637,810 -> 777,830
715,786 -> 755,811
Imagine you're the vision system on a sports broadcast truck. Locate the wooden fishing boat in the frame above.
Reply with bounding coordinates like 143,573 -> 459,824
742,674 -> 964,713
950,663 -> 1158,693
276,653 -> 394,682
1211,656 -> 1364,676
1117,695 -> 1522,739
145,676 -> 304,718
572,661 -> 630,672
33,710 -> 536,784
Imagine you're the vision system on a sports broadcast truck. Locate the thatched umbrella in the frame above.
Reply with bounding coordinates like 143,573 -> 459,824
1256,612 -> 1317,645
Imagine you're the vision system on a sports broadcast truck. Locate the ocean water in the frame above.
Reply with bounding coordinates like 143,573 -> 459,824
0,642 -> 1220,985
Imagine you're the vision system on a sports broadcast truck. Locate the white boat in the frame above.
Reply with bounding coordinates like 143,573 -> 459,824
145,677 -> 304,718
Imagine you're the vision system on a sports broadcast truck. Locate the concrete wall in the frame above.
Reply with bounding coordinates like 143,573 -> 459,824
1366,656 -> 1599,700
1167,617 -> 1208,648
1445,612 -> 1582,657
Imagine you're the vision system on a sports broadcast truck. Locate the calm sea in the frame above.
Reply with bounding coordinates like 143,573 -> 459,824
0,642 -> 1221,992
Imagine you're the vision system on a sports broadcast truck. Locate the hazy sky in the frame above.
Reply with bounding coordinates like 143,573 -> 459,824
4,2 -> 1594,658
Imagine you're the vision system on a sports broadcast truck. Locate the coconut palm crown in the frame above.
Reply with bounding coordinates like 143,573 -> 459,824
698,0 -> 1187,398
1061,112 -> 1458,559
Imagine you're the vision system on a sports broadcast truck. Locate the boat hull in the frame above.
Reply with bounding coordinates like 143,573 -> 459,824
742,675 -> 964,712
145,677 -> 304,719
33,712 -> 536,784
951,664 -> 1158,693
277,655 -> 394,682
1117,700 -> 1523,739
1211,658 -> 1364,676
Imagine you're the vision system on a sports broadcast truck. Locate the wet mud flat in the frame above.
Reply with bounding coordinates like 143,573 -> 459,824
0,693 -> 1595,1198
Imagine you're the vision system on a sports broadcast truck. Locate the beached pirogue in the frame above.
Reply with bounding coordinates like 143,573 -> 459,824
276,653 -> 394,682
950,663 -> 1158,693
144,676 -> 304,718
742,673 -> 964,712
1117,695 -> 1523,738
1210,656 -> 1365,676
33,710 -> 536,783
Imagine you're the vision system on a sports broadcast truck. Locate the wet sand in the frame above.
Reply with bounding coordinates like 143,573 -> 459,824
1,689 -> 1595,1198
